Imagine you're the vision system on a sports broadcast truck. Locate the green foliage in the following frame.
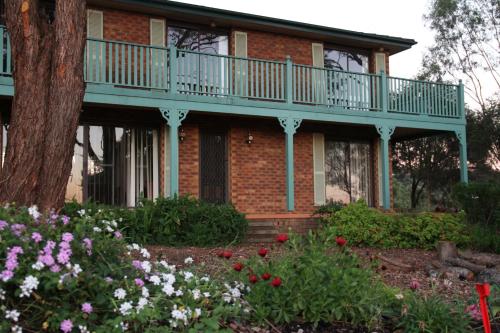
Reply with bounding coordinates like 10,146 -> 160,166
63,196 -> 248,247
0,205 -> 244,332
396,293 -> 471,333
228,232 -> 399,329
467,223 -> 500,254
313,200 -> 344,215
319,201 -> 470,249
452,181 -> 500,226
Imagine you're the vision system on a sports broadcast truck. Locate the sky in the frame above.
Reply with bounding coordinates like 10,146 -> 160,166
176,0 -> 435,79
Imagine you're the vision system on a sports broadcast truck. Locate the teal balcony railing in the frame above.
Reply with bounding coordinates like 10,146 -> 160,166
0,26 -> 464,119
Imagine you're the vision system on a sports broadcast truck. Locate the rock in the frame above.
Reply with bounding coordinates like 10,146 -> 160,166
477,268 -> 500,284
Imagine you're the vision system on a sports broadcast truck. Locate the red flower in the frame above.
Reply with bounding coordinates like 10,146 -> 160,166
248,274 -> 258,284
270,276 -> 282,287
233,262 -> 244,272
258,247 -> 268,257
223,250 -> 233,259
276,234 -> 289,243
216,250 -> 224,258
335,236 -> 347,247
261,272 -> 271,280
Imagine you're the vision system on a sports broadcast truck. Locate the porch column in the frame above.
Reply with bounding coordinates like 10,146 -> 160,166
278,117 -> 302,211
160,108 -> 188,196
376,125 -> 395,210
455,129 -> 469,183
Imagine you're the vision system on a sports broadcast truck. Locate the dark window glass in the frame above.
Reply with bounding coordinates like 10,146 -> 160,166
325,139 -> 372,205
324,49 -> 368,73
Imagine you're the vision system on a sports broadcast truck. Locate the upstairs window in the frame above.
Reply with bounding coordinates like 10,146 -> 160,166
167,26 -> 228,55
324,48 -> 368,73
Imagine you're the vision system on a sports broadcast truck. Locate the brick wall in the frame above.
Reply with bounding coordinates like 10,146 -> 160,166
99,8 -> 151,44
231,29 -> 316,65
179,124 -> 199,197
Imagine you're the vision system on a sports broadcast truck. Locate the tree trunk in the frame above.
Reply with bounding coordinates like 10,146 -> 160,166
0,0 -> 86,211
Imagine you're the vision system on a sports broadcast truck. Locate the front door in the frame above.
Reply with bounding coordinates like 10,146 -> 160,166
200,128 -> 227,204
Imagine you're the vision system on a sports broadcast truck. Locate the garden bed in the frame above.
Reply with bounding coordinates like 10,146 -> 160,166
146,245 -> 477,301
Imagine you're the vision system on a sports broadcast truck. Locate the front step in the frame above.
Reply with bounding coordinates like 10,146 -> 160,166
245,220 -> 278,243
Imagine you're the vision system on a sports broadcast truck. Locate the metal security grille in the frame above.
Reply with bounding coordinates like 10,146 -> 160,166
200,128 -> 227,204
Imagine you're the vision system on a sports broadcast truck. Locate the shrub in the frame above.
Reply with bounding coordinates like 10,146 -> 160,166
0,205 -> 245,332
452,181 -> 500,226
396,293 -> 472,333
63,196 -> 248,247
226,232 -> 399,329
319,201 -> 470,249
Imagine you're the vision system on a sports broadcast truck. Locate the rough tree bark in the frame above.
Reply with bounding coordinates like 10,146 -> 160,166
0,0 -> 86,210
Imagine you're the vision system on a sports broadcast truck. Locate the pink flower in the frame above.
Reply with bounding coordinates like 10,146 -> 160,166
39,254 -> 55,266
81,302 -> 93,314
57,249 -> 71,265
50,264 -> 61,273
0,220 -> 8,230
134,278 -> 145,287
61,215 -> 70,225
5,258 -> 18,271
114,231 -> 122,239
409,279 -> 420,290
9,246 -> 24,256
132,260 -> 142,269
10,224 -> 26,237
60,319 -> 73,333
32,232 -> 43,243
62,233 -> 74,243
0,270 -> 14,281
465,304 -> 482,321
82,238 -> 92,255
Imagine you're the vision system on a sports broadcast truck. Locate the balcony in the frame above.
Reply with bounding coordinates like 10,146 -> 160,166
0,26 -> 465,123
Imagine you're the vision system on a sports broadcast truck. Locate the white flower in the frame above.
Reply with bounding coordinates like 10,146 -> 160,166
19,275 -> 39,298
5,309 -> 20,322
184,257 -> 194,264
149,275 -> 161,285
230,288 -> 241,299
171,309 -> 187,323
182,271 -> 194,281
175,289 -> 184,297
119,302 -> 133,316
140,248 -> 150,259
162,284 -> 175,296
93,227 -> 102,233
11,325 -> 22,333
162,273 -> 176,285
31,261 -> 44,271
28,205 -> 41,219
72,264 -> 82,277
77,209 -> 86,216
111,220 -> 118,227
0,288 -> 6,300
105,225 -> 114,233
141,287 -> 150,298
136,297 -> 149,312
191,289 -> 201,300
395,293 -> 404,300
203,292 -> 211,298
200,276 -> 210,282
141,261 -> 152,273
78,325 -> 90,333
194,308 -> 202,318
114,288 -> 127,300
120,322 -> 128,331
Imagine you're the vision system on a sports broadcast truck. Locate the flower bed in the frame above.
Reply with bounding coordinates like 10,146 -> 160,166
0,206 -> 246,332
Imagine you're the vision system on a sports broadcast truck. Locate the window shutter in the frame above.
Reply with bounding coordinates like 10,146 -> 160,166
150,19 -> 165,47
375,52 -> 386,74
311,43 -> 324,68
87,10 -> 103,39
313,133 -> 326,205
234,31 -> 247,57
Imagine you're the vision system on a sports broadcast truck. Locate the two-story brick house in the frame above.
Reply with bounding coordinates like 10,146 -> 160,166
0,0 -> 468,232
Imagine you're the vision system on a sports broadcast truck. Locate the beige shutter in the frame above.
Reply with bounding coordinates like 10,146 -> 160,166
313,133 -> 326,205
87,10 -> 103,39
312,43 -> 324,68
375,52 -> 386,74
234,31 -> 248,57
150,19 -> 165,47
234,31 -> 248,95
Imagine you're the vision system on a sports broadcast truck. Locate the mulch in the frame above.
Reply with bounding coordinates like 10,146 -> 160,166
146,244 -> 477,301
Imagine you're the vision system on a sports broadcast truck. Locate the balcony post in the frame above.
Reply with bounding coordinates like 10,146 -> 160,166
380,70 -> 388,113
278,117 -> 302,211
169,45 -> 178,94
286,56 -> 293,104
457,79 -> 465,119
160,108 -> 188,196
455,128 -> 468,183
376,124 -> 395,209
